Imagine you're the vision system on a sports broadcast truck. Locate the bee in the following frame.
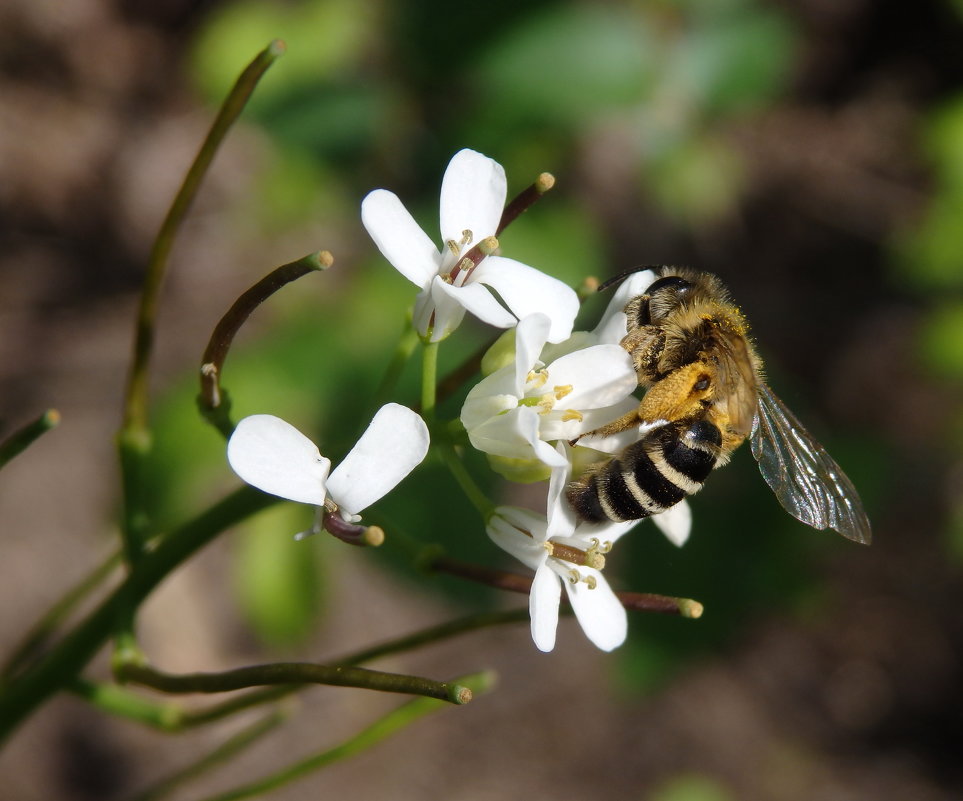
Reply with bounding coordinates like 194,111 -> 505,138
566,267 -> 871,544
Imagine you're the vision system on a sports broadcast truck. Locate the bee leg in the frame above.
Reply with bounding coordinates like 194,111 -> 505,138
570,406 -> 642,445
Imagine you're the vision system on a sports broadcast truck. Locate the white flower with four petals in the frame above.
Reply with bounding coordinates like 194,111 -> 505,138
361,149 -> 579,343
227,403 -> 429,527
460,313 -> 639,470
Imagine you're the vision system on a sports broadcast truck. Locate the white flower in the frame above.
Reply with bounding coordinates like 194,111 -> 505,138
488,502 -> 636,653
460,313 -> 639,469
227,403 -> 429,526
361,149 -> 579,343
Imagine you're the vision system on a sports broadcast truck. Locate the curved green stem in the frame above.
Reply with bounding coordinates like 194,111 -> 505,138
370,324 -> 419,417
118,40 -> 285,568
198,249 -> 332,437
438,441 -> 494,520
192,671 -> 494,801
118,661 -> 473,705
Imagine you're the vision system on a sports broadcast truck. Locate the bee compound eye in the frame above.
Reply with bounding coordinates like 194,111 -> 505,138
693,375 -> 710,392
644,276 -> 692,296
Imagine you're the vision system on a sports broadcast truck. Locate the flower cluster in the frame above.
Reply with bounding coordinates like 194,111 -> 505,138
227,149 -> 691,655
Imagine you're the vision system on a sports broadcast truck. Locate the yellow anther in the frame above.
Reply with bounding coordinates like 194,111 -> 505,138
560,409 -> 583,423
583,575 -> 598,590
526,369 -> 548,388
536,394 -> 555,414
445,239 -> 460,257
542,540 -> 555,555
553,384 -> 573,400
460,229 -> 474,246
567,569 -> 580,585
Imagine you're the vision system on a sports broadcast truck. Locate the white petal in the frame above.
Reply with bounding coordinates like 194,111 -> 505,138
487,507 -> 549,569
651,499 -> 692,547
573,398 -> 646,454
564,569 -> 627,651
227,415 -> 331,505
592,269 -> 659,340
542,395 -> 639,444
472,256 -> 579,343
326,404 -> 429,516
439,149 -> 506,244
546,442 -> 577,540
468,406 -> 568,466
572,516 -> 642,547
542,345 -> 637,409
362,189 -> 441,288
423,276 -> 469,341
530,563 -> 561,652
432,278 -> 517,330
514,314 -> 551,397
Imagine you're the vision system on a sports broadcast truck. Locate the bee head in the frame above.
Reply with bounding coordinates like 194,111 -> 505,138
631,275 -> 693,326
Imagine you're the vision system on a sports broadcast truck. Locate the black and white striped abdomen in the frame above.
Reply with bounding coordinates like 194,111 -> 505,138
567,419 -> 723,524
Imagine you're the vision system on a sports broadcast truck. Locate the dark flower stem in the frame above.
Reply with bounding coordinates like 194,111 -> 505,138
198,249 -> 332,437
117,661 -> 473,705
431,555 -> 703,617
497,171 -> 555,236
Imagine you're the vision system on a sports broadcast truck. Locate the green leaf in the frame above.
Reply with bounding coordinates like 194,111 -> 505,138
918,299 -> 963,379
474,4 -> 656,127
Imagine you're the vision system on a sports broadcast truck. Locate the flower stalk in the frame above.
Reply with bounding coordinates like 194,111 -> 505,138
118,39 -> 286,568
0,409 -> 60,470
199,249 -> 332,436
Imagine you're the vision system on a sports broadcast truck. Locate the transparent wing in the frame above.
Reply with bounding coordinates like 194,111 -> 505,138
750,384 -> 871,544
711,333 -> 760,439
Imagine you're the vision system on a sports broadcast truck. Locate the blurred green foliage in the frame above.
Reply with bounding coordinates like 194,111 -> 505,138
650,774 -> 735,801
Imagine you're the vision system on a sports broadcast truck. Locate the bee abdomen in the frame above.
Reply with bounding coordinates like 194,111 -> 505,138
567,419 -> 722,524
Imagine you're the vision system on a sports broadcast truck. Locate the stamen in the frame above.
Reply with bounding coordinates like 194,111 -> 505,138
460,230 -> 473,247
445,239 -> 460,257
553,384 -> 573,400
583,575 -> 598,590
567,569 -> 580,585
446,236 -> 499,284
536,393 -> 555,414
550,541 -> 605,570
526,369 -> 548,389
497,172 -> 556,236
560,409 -> 583,423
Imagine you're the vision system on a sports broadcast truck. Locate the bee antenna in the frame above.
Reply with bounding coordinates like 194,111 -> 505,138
597,265 -> 666,293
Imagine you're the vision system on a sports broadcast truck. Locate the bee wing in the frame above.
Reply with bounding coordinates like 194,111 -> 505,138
713,335 -> 759,438
750,384 -> 871,544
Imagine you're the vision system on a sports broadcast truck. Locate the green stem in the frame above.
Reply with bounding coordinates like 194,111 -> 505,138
69,678 -> 183,731
420,340 -> 439,421
2,548 -> 121,680
128,710 -> 288,801
118,661 -> 473,705
118,40 -> 285,567
336,608 -> 529,665
0,486 -> 276,746
371,324 -> 419,416
0,409 -> 60,469
193,671 -> 494,801
438,441 -> 494,520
